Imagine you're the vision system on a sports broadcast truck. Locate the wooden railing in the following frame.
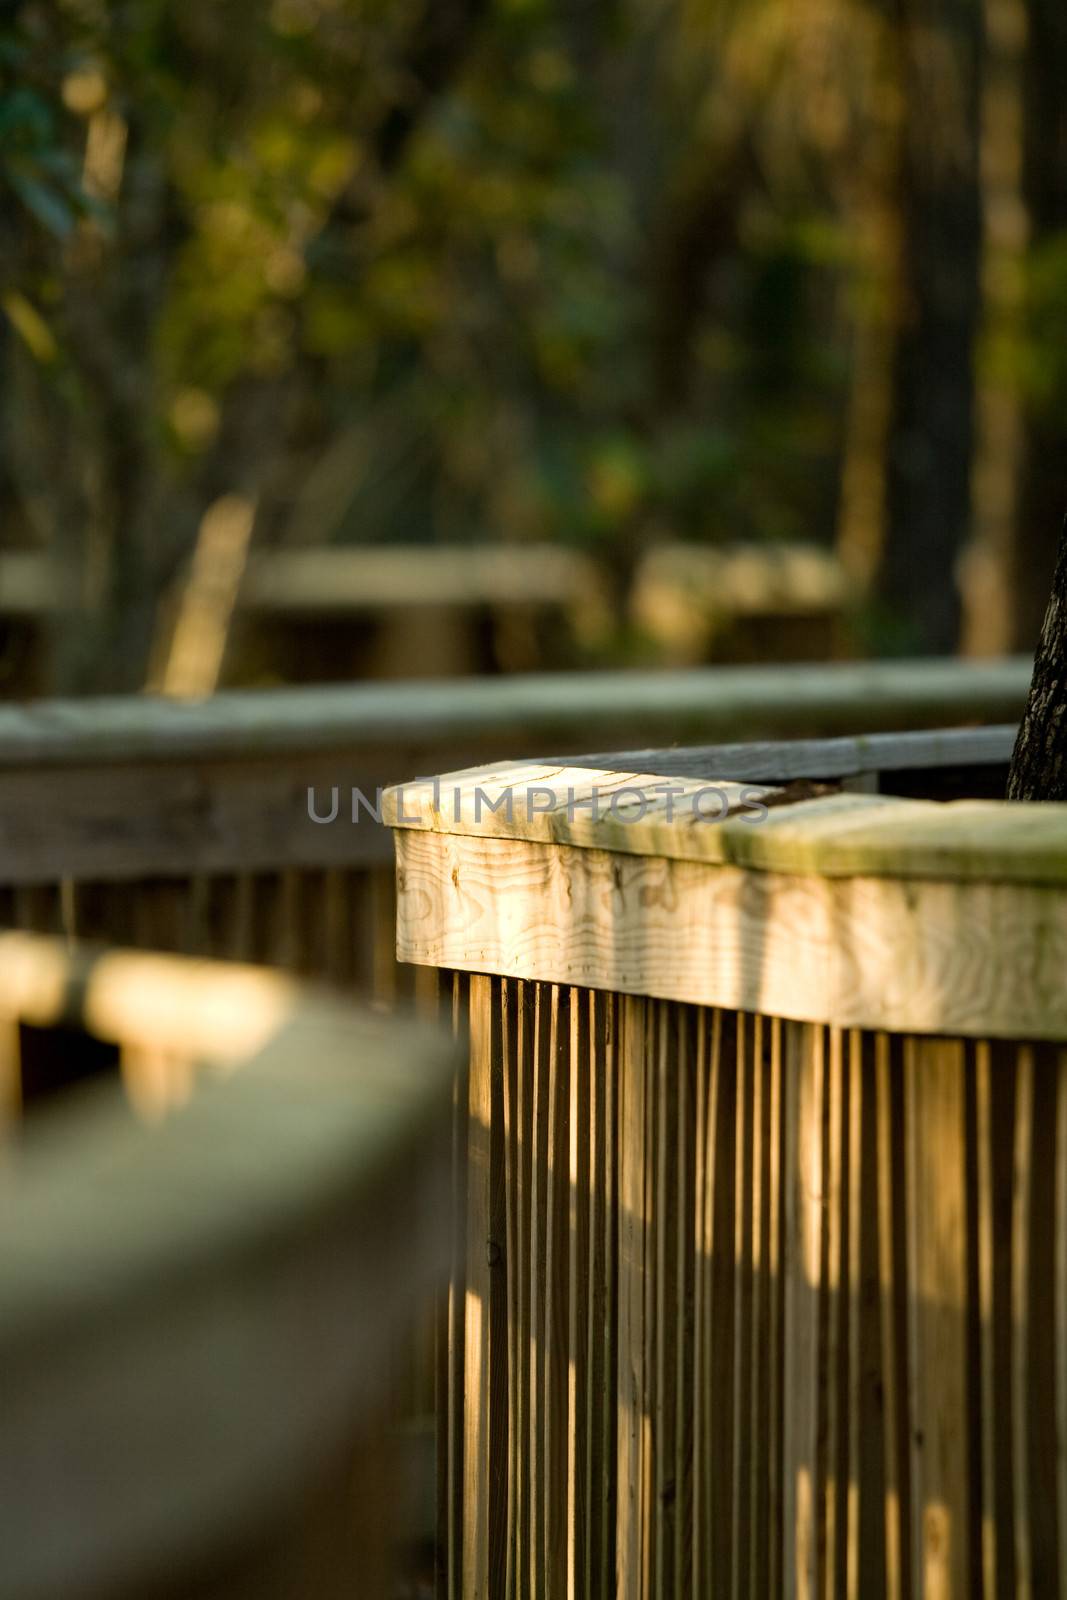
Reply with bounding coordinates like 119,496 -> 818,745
0,660 -> 1030,997
0,932 -> 459,1598
386,728 -> 1066,1597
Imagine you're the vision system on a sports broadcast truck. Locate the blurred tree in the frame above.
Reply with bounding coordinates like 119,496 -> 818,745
959,0 -> 1028,658
1011,0 -> 1067,650
4,0 -> 1062,690
878,0 -> 983,654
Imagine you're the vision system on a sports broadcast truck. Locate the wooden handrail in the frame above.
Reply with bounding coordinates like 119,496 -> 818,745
386,728 -> 1067,1598
0,659 -> 1030,767
387,731 -> 1067,1038
0,670 -> 1026,888
0,935 -> 459,1598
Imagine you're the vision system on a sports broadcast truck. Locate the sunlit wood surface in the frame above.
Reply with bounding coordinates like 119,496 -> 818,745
389,743 -> 1067,1598
0,694 -> 1022,1000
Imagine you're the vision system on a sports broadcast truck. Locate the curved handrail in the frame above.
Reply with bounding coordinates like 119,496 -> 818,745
0,935 -> 458,1598
386,746 -> 1067,1039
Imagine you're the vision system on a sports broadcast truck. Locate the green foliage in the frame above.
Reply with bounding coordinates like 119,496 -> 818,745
2,0 -> 887,672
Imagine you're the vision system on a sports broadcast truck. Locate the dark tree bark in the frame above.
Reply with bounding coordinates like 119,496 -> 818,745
1007,515 -> 1067,799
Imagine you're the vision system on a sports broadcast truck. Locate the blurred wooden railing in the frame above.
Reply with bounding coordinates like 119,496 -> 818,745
386,728 -> 1067,1598
0,660 -> 1030,997
0,931 -> 459,1599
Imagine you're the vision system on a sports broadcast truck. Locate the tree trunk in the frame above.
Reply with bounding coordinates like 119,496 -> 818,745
1006,514 -> 1067,798
878,0 -> 983,654
958,0 -> 1029,658
1008,0 -> 1067,650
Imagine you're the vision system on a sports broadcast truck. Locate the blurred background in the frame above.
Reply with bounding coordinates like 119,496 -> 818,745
0,0 -> 1062,700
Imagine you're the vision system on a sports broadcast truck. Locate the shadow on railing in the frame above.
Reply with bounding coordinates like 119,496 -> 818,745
445,977 -> 1062,1599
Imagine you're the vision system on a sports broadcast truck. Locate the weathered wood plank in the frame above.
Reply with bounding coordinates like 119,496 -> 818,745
388,758 -> 1067,886
0,660 -> 1030,767
566,724 -> 1016,784
395,830 -> 1067,1040
240,543 -> 599,613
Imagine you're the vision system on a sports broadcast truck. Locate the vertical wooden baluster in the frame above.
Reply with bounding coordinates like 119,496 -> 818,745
321,867 -> 346,986
185,871 -> 210,956
617,994 -> 649,1600
824,1027 -> 847,1600
674,1005 -> 695,1600
974,1042 -> 993,1600
59,878 -> 76,946
463,976 -> 507,1597
529,984 -> 547,1597
544,986 -> 570,1598
443,972 -> 469,1600
347,868 -> 375,992
750,1014 -> 770,1600
1012,1046 -> 1033,1600
692,1009 -> 710,1595
692,1008 -> 724,1594
502,972 -> 518,1600
514,980 -> 533,1600
875,1032 -> 911,1600
504,979 -> 520,1600
1026,1046 -> 1061,1593
975,1039 -> 1010,1600
843,1032 -> 862,1600
600,990 -> 618,1597
905,1037 -> 971,1600
567,988 -> 590,1598
1006,1045 -> 1062,1594
584,989 -> 604,1600
202,873 -> 233,960
491,978 -> 511,1596
767,1015 -> 785,1600
465,975 -> 493,1596
848,1032 -> 886,1600
655,1003 -> 678,1600
277,868 -> 301,971
231,872 -> 257,963
293,867 -> 327,976
246,873 -> 271,965
13,885 -> 60,936
371,862 -> 398,1006
732,1014 -> 754,1600
646,1001 -> 660,1597
783,1021 -> 826,1600
715,1012 -> 740,1595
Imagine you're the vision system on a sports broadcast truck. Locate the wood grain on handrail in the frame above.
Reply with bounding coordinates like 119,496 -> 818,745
389,745 -> 1067,1038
